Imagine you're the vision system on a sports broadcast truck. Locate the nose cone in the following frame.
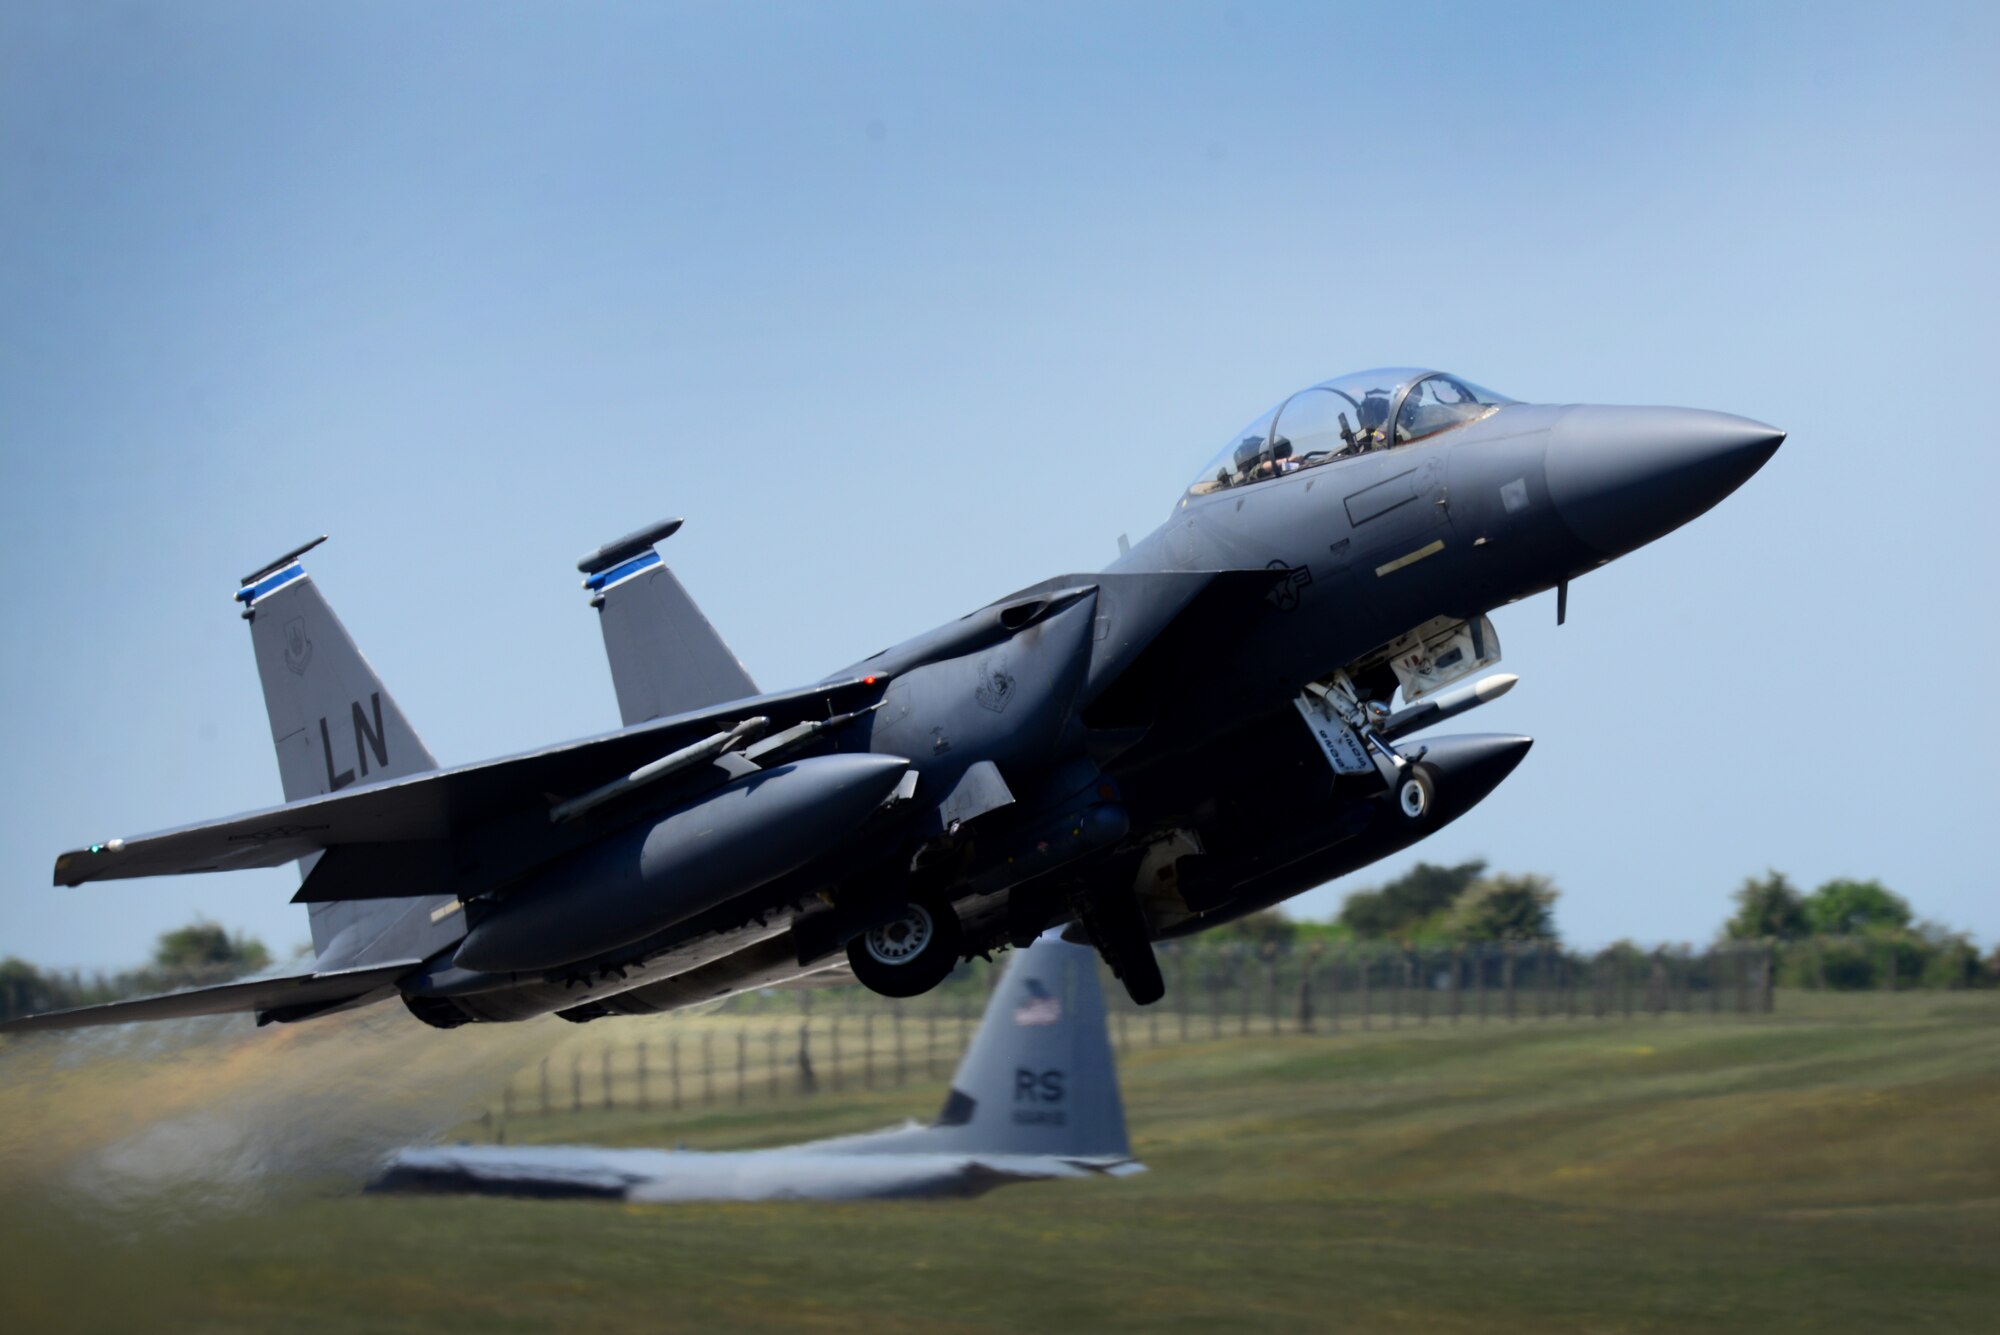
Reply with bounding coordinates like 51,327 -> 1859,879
1417,733 -> 1534,817
1546,407 -> 1784,558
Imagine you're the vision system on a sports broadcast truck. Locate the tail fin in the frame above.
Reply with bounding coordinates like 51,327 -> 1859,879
576,518 -> 758,726
923,933 -> 1131,1160
236,540 -> 456,966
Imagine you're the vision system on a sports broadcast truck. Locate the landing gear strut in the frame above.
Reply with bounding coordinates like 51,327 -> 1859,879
1071,886 -> 1165,1006
846,893 -> 964,999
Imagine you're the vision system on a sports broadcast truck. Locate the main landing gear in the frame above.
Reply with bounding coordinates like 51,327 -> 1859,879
846,892 -> 964,999
1070,885 -> 1166,1006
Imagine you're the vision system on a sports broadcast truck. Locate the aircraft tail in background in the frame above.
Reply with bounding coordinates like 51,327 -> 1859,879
818,932 -> 1135,1165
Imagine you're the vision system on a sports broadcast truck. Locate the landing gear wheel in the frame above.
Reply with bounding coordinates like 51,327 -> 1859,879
1396,762 -> 1436,822
847,895 -> 964,999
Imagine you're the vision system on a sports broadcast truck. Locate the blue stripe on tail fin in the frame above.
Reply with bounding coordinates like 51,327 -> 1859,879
578,518 -> 758,726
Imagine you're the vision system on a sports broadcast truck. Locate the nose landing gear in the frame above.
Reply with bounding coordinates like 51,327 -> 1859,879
1396,762 -> 1436,822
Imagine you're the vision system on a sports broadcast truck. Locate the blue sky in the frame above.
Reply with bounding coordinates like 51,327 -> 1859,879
2,1 -> 1995,969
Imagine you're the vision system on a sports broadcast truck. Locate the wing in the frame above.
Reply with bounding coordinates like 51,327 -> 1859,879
0,960 -> 420,1034
53,675 -> 884,887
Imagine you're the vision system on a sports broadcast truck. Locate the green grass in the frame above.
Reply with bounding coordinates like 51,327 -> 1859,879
3,991 -> 1997,1333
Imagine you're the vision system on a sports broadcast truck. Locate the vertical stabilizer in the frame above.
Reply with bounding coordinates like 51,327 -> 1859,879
236,543 -> 458,967
577,518 -> 759,726
920,933 -> 1131,1160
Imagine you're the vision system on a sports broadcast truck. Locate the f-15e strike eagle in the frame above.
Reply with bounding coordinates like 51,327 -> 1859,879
368,931 -> 1140,1201
7,369 -> 1782,1033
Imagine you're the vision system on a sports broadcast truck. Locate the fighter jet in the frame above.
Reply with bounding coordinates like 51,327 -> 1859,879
368,932 -> 1139,1201
7,369 -> 1781,1032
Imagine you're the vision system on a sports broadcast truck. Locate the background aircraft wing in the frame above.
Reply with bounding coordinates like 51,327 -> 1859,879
53,675 -> 884,887
0,959 -> 420,1033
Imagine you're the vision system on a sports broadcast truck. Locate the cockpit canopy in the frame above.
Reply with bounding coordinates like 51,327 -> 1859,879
1186,369 -> 1512,498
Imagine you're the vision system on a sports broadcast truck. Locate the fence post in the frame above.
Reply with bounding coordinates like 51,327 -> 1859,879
538,1057 -> 551,1116
830,1015 -> 843,1093
927,1001 -> 939,1078
670,1035 -> 682,1112
1239,957 -> 1252,1038
863,1013 -> 875,1089
1503,944 -> 1517,1022
702,1032 -> 714,1106
570,1052 -> 583,1113
1448,947 -> 1461,1024
735,1030 -> 748,1105
1177,954 -> 1190,1042
1417,950 -> 1431,1026
1388,951 -> 1401,1030
1209,973 -> 1222,1039
1650,950 -> 1666,1019
636,1040 -> 649,1113
601,1047 -> 614,1112
1298,945 -> 1319,1034
1475,946 -> 1488,1021
766,1026 -> 780,1100
1264,955 -> 1279,1035
1761,943 -> 1775,1013
1359,948 -> 1372,1031
1326,949 -> 1341,1034
799,1020 -> 817,1095
893,1009 -> 907,1085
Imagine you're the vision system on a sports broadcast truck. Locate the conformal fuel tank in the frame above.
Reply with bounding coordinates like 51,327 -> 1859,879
453,753 -> 910,974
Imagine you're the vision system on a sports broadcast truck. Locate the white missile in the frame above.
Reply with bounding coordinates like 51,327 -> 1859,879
549,717 -> 770,824
1378,673 -> 1518,741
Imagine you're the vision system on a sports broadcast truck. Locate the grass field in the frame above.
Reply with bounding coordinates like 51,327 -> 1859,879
2,990 -> 1996,1333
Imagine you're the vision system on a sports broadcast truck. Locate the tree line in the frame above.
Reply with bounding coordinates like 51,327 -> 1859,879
1719,870 -> 1991,989
1206,860 -> 1993,991
3,864 -> 1990,1025
0,921 -> 273,1023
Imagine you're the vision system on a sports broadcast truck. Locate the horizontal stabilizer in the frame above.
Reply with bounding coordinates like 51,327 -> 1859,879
0,959 -> 420,1034
53,675 -> 885,887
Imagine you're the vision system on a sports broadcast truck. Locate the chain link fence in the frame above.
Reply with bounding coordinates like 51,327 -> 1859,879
472,941 -> 1785,1134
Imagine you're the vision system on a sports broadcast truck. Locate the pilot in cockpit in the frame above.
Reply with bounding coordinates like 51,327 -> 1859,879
1261,437 -> 1300,479
1355,390 -> 1392,451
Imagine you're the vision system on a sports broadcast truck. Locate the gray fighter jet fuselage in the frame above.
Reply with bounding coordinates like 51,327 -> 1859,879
12,369 -> 1781,1035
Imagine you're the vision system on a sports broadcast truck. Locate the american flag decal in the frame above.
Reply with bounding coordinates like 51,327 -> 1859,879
1013,979 -> 1062,1026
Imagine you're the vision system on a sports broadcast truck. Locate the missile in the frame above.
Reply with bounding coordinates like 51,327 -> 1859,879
1378,673 -> 1518,742
455,752 -> 910,974
549,717 -> 770,824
